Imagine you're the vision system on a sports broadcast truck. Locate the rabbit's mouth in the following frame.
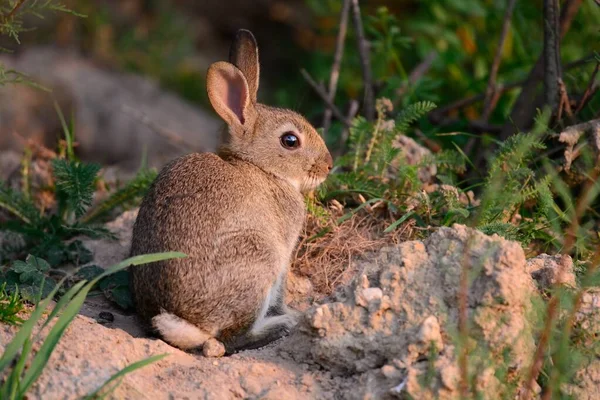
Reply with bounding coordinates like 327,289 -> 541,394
300,174 -> 327,193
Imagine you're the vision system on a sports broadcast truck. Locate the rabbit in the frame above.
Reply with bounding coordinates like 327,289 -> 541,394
129,29 -> 333,356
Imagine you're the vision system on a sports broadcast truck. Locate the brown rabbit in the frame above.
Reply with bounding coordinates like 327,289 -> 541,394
129,29 -> 332,355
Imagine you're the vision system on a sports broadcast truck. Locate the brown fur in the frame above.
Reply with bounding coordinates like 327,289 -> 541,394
129,29 -> 332,354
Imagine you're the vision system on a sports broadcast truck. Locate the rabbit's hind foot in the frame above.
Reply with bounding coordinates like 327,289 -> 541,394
152,311 -> 213,351
225,312 -> 299,354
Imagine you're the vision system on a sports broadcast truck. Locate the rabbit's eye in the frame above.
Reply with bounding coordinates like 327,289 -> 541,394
280,132 -> 300,149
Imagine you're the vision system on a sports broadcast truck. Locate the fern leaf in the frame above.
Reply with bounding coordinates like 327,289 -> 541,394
82,169 -> 157,224
347,116 -> 372,170
52,159 -> 101,219
394,101 -> 437,134
0,181 -> 40,225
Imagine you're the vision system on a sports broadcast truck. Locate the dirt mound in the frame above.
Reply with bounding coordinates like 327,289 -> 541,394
2,214 -> 598,399
306,225 -> 538,399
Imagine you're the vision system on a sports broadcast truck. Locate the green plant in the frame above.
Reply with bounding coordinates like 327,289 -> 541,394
0,0 -> 83,87
320,98 -> 468,232
1,255 -> 57,302
0,282 -> 24,325
0,116 -> 156,269
0,251 -> 185,400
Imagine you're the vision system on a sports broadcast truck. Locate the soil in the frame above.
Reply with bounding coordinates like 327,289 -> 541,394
2,209 -> 598,399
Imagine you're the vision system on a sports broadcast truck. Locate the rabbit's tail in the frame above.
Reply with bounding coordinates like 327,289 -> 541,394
152,311 -> 212,350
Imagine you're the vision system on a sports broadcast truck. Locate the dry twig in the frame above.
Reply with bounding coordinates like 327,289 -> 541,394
500,0 -> 584,139
574,61 -> 600,115
350,0 -> 375,121
543,0 -> 562,111
482,0 -> 518,121
556,78 -> 573,121
301,69 -> 352,127
322,0 -> 351,137
429,54 -> 594,125
521,165 -> 600,400
395,51 -> 437,100
2,0 -> 26,22
336,100 -> 360,158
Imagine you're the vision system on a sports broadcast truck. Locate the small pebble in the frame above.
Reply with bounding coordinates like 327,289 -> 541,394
98,311 -> 114,322
203,338 -> 226,358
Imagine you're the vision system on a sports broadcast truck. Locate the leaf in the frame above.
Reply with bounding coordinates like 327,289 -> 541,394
106,286 -> 133,310
52,159 -> 101,219
99,271 -> 133,310
12,255 -> 50,282
11,260 -> 36,275
18,270 -> 45,286
82,168 -> 158,224
76,265 -> 105,281
83,354 -> 168,399
0,180 -> 40,225
385,211 -> 416,233
27,254 -> 51,272
66,240 -> 94,265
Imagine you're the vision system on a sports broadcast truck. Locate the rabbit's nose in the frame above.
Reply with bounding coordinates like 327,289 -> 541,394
325,153 -> 333,171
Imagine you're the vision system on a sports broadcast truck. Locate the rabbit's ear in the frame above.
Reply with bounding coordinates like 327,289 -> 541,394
207,61 -> 253,128
228,29 -> 259,104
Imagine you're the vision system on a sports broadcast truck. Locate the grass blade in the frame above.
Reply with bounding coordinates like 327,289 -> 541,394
40,280 -> 87,331
18,252 -> 186,394
384,211 -> 415,233
83,354 -> 168,399
18,281 -> 92,394
92,252 -> 187,285
0,279 -> 64,372
1,338 -> 33,399
336,198 -> 384,224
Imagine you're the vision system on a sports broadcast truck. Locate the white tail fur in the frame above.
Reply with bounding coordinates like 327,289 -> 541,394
152,312 -> 212,350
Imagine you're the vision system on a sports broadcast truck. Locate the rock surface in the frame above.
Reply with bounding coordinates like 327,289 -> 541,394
526,253 -> 577,289
2,216 -> 599,399
307,225 -> 537,399
389,133 -> 437,183
0,47 -> 221,173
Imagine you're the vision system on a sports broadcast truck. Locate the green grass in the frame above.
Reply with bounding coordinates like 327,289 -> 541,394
0,283 -> 25,326
0,251 -> 185,400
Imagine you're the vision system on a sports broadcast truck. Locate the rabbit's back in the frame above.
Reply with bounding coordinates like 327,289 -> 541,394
130,152 -> 305,337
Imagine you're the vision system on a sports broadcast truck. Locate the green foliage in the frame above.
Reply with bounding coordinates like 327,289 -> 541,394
98,271 -> 132,310
1,255 -> 57,303
0,116 -> 157,304
0,251 -> 185,400
52,159 -> 101,220
0,1 -> 83,44
0,0 -> 84,87
0,282 -> 24,325
322,99 -> 468,230
82,168 -> 158,224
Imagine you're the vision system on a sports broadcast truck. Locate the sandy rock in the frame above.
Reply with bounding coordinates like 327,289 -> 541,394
286,271 -> 315,312
0,47 -> 221,173
575,288 -> 600,340
559,119 -> 600,172
388,133 -> 437,183
0,150 -> 21,181
5,214 -> 600,399
526,253 -> 577,289
80,209 -> 138,268
565,358 -> 600,400
562,288 -> 600,399
0,314 -> 335,399
307,224 -> 537,399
